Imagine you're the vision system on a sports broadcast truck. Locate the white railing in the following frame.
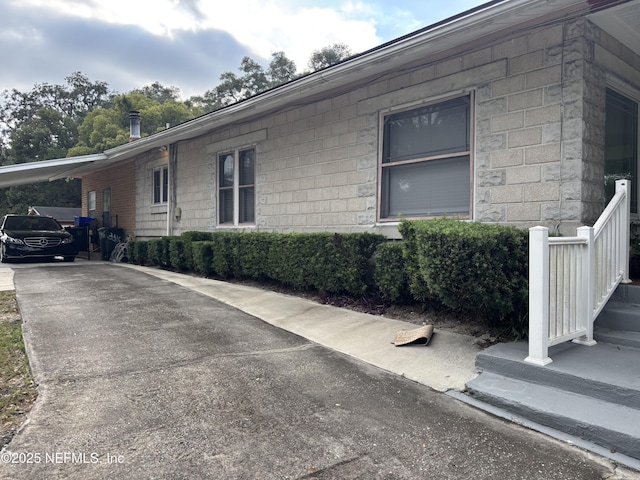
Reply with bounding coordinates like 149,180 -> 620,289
526,180 -> 630,365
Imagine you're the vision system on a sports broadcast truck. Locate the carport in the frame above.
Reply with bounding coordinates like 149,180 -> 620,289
0,154 -> 120,260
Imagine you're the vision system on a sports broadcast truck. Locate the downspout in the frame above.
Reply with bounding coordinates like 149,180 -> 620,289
167,143 -> 178,236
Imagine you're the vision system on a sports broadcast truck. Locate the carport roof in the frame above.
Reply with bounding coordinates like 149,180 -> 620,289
0,154 -> 107,188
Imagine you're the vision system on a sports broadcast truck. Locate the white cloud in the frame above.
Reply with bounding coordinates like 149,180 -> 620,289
2,0 -> 485,97
15,0 -> 381,71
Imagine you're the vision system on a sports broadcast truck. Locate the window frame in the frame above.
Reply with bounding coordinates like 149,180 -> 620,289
152,165 -> 169,205
377,92 -> 474,222
88,190 -> 96,212
217,147 -> 256,226
102,187 -> 112,228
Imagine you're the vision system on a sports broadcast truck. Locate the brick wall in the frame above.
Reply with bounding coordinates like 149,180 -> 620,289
81,161 -> 136,237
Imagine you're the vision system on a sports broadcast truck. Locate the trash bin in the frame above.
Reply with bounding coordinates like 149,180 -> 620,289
98,227 -> 125,261
66,227 -> 89,252
74,216 -> 97,227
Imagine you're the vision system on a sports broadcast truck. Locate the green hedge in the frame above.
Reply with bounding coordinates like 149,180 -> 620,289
131,231 -> 385,296
267,233 -> 385,295
128,240 -> 147,265
402,219 -> 529,326
373,241 -> 410,303
192,241 -> 214,275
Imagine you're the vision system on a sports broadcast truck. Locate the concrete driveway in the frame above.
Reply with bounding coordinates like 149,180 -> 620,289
0,263 -> 634,479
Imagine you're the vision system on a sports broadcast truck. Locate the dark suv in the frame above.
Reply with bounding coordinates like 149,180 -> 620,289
0,214 -> 78,263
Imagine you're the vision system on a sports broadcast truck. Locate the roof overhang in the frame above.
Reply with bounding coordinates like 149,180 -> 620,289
0,154 -> 107,188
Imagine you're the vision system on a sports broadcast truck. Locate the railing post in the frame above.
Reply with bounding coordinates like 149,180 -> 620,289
525,226 -> 552,366
573,226 -> 597,347
617,179 -> 631,284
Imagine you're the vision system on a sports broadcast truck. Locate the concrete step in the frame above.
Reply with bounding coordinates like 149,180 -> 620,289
596,303 -> 640,332
466,372 -> 640,460
594,327 -> 640,349
611,283 -> 640,304
475,341 -> 640,409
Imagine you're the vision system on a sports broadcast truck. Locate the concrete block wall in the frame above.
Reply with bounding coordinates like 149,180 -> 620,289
476,21 -> 579,233
157,17 -> 639,239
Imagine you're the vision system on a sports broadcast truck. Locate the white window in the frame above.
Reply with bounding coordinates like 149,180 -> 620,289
88,191 -> 96,212
379,94 -> 472,220
218,148 -> 255,225
153,166 -> 169,204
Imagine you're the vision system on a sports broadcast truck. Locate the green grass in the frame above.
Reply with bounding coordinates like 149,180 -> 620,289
0,292 -> 36,439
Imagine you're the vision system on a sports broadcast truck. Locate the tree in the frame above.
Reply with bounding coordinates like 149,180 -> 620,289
68,92 -> 203,156
131,81 -> 182,104
6,108 -> 78,164
307,43 -> 353,71
0,72 -> 109,142
190,51 -> 299,112
267,51 -> 298,87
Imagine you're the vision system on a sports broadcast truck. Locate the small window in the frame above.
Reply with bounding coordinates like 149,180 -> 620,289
153,166 -> 169,204
380,95 -> 472,220
88,191 -> 96,212
102,188 -> 112,228
218,148 -> 255,225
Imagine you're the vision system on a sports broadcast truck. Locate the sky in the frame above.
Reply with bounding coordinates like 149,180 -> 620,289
0,0 -> 485,100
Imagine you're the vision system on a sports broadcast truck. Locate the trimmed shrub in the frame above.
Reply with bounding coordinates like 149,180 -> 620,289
267,232 -> 385,295
182,231 -> 214,243
159,237 -> 174,267
131,231 -> 384,295
129,240 -> 148,265
233,232 -> 277,280
373,241 -> 410,303
398,221 -> 432,303
209,232 -> 238,278
146,239 -> 164,266
192,241 -> 214,275
171,232 -> 215,272
406,219 -> 528,326
169,238 -> 188,271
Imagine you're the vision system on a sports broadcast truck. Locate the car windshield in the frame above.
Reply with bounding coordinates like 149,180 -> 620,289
4,216 -> 62,231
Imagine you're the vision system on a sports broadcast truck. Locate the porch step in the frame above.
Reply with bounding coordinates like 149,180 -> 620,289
474,341 -> 640,409
466,372 -> 640,460
465,340 -> 640,462
594,328 -> 640,349
610,283 -> 640,304
595,284 -> 640,348
596,303 -> 640,332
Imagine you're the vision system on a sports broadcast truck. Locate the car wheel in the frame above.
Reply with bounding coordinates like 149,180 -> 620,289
0,244 -> 8,263
63,256 -> 76,262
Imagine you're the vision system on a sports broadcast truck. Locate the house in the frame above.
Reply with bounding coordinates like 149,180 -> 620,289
0,0 -> 639,465
27,206 -> 82,227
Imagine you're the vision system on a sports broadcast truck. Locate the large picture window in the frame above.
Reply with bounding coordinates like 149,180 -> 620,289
218,148 -> 255,225
380,95 -> 472,220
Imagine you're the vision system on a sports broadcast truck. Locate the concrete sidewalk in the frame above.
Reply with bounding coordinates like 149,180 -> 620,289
0,263 -> 480,392
117,264 -> 481,392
